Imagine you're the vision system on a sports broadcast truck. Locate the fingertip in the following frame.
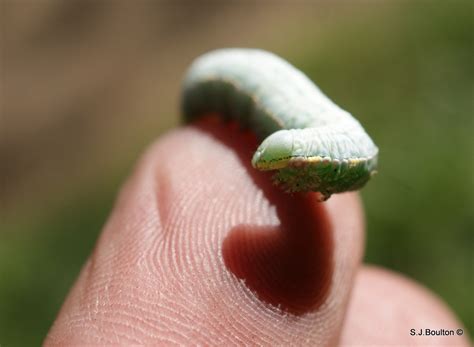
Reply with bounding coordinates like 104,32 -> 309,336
46,118 -> 366,345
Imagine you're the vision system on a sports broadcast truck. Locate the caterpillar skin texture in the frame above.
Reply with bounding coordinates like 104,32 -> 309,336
182,49 -> 378,200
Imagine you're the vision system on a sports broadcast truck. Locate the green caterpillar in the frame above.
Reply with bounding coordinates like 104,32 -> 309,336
182,48 -> 378,200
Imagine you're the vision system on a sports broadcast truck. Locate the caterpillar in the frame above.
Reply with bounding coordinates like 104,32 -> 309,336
181,48 -> 378,200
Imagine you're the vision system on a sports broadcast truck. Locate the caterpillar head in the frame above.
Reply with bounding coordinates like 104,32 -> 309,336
251,130 -> 294,170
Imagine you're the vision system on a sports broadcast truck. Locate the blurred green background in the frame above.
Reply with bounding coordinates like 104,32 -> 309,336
1,1 -> 472,345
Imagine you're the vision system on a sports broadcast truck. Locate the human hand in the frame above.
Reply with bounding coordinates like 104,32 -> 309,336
45,118 -> 469,346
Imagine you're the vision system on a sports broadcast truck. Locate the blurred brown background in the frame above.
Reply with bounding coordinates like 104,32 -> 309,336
1,1 -> 473,345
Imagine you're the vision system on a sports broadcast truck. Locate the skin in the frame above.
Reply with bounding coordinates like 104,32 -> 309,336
45,118 -> 469,346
